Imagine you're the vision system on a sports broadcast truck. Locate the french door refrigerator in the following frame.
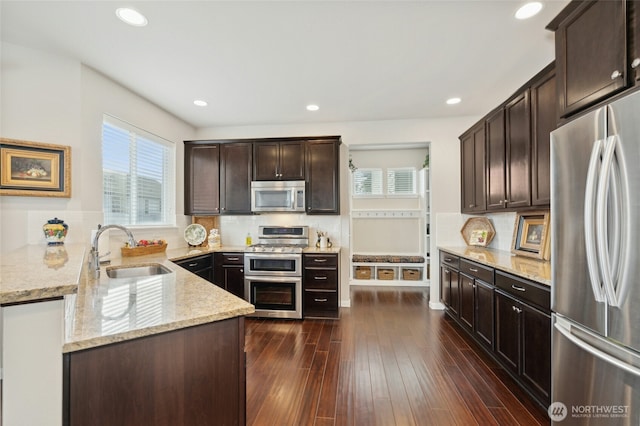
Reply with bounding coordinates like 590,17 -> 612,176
550,89 -> 640,425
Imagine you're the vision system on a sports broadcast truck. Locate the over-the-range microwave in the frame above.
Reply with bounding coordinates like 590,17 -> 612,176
251,180 -> 305,213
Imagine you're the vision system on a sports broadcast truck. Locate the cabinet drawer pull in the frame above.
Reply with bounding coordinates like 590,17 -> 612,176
511,284 -> 526,292
226,257 -> 240,261
315,276 -> 328,280
469,268 -> 479,272
444,257 -> 453,262
314,298 -> 328,302
188,262 -> 198,267
314,258 -> 328,263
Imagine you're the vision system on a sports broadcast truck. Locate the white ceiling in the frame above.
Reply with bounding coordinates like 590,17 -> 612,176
1,1 -> 569,129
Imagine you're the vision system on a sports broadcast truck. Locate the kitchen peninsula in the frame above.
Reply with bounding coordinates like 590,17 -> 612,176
1,243 -> 254,426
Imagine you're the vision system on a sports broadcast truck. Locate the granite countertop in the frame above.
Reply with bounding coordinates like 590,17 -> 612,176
438,246 -> 551,286
63,245 -> 254,352
0,243 -> 85,304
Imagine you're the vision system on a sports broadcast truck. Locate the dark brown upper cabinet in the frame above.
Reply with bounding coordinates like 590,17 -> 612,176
185,136 -> 341,216
459,63 -> 555,214
549,0 -> 627,118
504,89 -> 532,209
306,138 -> 340,215
485,108 -> 506,210
184,142 -> 220,215
531,67 -> 557,206
220,142 -> 252,214
253,140 -> 305,181
460,121 -> 486,213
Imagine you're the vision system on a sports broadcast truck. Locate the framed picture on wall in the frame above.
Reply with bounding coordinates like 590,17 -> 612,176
511,211 -> 550,260
0,138 -> 71,197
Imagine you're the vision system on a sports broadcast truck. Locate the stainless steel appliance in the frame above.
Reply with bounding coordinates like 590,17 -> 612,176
550,89 -> 640,424
250,180 -> 305,213
244,226 -> 308,319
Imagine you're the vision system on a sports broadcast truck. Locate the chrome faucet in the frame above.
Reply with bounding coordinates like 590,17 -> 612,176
89,224 -> 137,273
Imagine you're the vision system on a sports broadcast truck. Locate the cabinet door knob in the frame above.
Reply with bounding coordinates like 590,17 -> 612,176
632,59 -> 640,69
611,70 -> 623,80
468,204 -> 474,208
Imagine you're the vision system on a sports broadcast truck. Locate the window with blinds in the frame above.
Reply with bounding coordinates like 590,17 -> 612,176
387,167 -> 417,196
102,115 -> 175,226
352,168 -> 383,197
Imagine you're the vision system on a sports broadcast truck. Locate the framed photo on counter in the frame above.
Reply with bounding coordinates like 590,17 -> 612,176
512,211 -> 550,260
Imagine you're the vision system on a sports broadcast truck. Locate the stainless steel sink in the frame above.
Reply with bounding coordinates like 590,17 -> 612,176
106,263 -> 173,279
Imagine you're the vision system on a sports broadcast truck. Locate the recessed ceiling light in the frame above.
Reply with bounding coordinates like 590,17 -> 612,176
446,97 -> 461,105
193,100 -> 208,107
515,2 -> 543,20
306,104 -> 319,111
115,8 -> 148,27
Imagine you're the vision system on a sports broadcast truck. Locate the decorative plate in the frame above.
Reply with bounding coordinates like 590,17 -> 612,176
184,223 -> 207,246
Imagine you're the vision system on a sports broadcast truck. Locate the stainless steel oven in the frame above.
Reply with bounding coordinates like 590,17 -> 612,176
243,226 -> 307,319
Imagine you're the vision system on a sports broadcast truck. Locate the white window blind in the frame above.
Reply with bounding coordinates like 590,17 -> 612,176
353,168 -> 383,196
102,115 -> 175,226
387,167 -> 416,196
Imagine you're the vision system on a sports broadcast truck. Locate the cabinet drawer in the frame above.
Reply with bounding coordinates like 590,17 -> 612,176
495,271 -> 550,311
440,252 -> 459,269
175,254 -> 212,272
304,290 -> 338,312
304,269 -> 338,290
219,253 -> 244,265
460,259 -> 493,284
304,254 -> 338,268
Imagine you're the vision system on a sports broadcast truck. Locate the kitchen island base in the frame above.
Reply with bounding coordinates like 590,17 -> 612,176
63,316 -> 245,426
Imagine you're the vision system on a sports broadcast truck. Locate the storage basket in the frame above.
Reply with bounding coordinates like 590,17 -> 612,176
402,269 -> 421,281
355,266 -> 372,279
121,242 -> 167,257
377,268 -> 395,280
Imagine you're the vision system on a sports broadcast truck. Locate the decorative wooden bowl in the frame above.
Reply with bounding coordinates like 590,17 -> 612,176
460,217 -> 496,247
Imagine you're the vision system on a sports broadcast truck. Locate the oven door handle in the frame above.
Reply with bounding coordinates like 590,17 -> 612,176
245,275 -> 302,283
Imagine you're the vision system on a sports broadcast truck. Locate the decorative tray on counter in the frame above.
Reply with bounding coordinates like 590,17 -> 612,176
121,241 -> 167,257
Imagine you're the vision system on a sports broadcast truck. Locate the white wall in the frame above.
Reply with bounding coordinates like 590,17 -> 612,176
0,42 -> 196,253
196,115 -> 477,307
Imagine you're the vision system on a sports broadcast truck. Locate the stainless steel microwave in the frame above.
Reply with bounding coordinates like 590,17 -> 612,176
251,180 -> 306,213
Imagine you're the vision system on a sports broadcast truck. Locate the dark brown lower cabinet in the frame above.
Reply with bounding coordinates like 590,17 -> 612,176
213,252 -> 245,299
441,264 -> 459,316
63,317 -> 246,426
474,280 -> 494,350
495,289 -> 551,406
439,250 -> 550,408
303,253 -> 339,318
459,274 -> 475,330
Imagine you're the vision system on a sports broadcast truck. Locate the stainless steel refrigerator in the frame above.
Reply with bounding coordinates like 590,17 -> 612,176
551,89 -> 640,425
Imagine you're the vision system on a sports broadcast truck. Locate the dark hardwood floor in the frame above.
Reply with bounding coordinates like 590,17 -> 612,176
245,287 -> 549,426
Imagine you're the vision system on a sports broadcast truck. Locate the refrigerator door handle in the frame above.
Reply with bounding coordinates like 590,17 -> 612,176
596,135 -> 629,307
555,320 -> 640,378
584,138 -> 607,302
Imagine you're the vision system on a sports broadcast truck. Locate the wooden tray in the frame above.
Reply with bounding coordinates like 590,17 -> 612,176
121,242 -> 167,257
460,217 -> 495,247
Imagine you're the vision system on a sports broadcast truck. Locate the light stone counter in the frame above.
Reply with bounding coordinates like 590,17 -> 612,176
439,246 -> 551,286
303,246 -> 341,254
0,243 -> 85,304
63,246 -> 254,352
